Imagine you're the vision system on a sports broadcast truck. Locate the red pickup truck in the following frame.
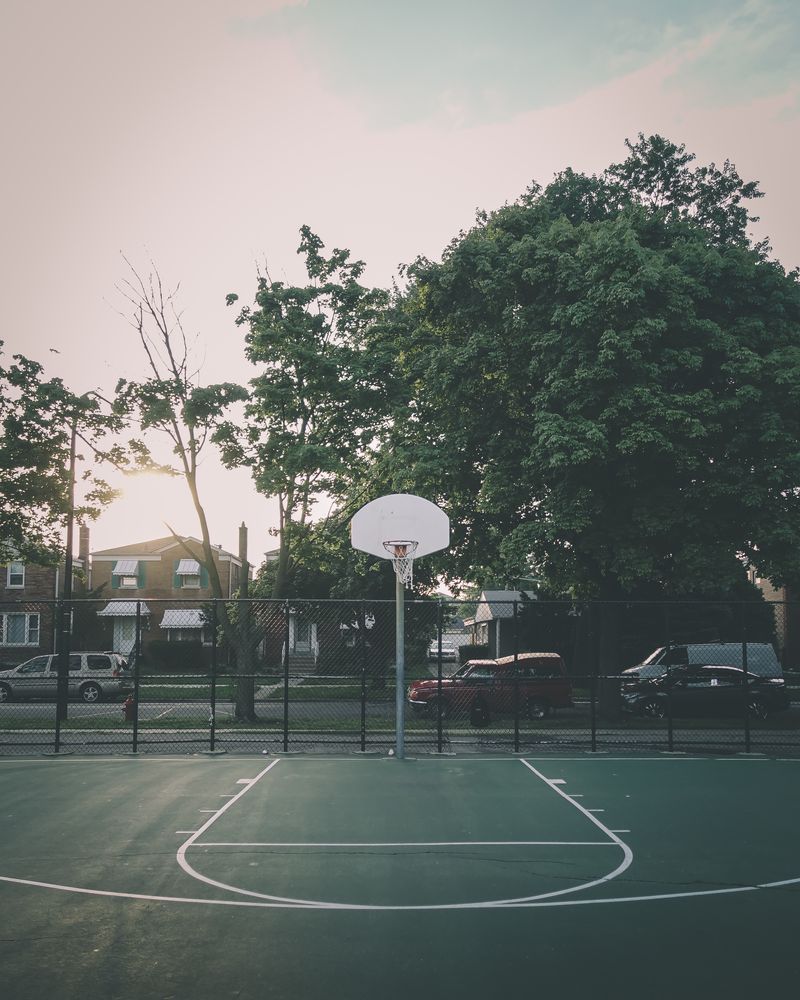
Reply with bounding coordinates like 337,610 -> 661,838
407,652 -> 572,725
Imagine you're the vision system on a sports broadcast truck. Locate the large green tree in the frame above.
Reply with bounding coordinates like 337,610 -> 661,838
0,343 -> 119,563
221,227 -> 393,598
380,136 -> 800,608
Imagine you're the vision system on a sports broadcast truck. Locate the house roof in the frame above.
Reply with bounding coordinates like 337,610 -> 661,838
97,601 -> 151,617
92,535 -> 238,561
160,609 -> 207,629
474,590 -> 537,622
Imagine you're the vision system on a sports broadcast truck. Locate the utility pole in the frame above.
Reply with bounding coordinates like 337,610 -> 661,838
55,412 -> 77,727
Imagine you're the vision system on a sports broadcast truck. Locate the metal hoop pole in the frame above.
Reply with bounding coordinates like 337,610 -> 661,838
395,574 -> 405,759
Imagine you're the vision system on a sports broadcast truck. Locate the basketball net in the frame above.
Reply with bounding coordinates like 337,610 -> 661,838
383,540 -> 419,588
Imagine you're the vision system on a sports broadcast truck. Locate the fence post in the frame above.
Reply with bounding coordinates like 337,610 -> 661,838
209,602 -> 218,752
589,603 -> 597,753
436,600 -> 443,754
360,601 -> 367,752
132,601 -> 141,753
54,599 -> 65,753
513,601 -> 520,753
742,617 -> 751,753
665,604 -> 673,752
283,600 -> 290,752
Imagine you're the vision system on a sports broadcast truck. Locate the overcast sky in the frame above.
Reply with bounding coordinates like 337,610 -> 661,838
2,0 -> 798,561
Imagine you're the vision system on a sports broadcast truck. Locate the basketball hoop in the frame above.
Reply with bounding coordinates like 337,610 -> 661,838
383,540 -> 419,588
351,496 -> 449,761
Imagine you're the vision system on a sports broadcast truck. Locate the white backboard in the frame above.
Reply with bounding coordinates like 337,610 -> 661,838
350,494 -> 449,559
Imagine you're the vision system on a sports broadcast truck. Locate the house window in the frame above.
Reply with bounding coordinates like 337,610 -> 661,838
168,627 -> 211,644
1,612 -> 40,646
176,559 -> 201,589
6,562 -> 25,588
112,560 -> 140,589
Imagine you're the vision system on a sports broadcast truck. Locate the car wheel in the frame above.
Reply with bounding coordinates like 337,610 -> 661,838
428,697 -> 449,721
469,700 -> 490,727
0,683 -> 11,703
80,682 -> 102,704
527,698 -> 550,720
748,698 -> 769,721
641,697 -> 666,720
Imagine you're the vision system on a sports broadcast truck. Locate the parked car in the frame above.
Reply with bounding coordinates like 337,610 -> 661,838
621,642 -> 783,689
408,652 -> 572,725
427,641 -> 458,662
621,665 -> 790,720
0,652 -> 133,704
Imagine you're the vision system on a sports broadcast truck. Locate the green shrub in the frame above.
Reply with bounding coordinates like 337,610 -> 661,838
145,639 -> 206,672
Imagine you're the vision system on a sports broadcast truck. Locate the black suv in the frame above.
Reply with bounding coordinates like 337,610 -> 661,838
621,665 -> 790,720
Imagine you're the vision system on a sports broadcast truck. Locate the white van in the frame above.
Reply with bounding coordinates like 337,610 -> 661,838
623,642 -> 782,683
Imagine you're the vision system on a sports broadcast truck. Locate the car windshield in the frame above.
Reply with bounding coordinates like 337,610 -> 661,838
638,664 -> 666,678
452,662 -> 493,678
641,648 -> 665,665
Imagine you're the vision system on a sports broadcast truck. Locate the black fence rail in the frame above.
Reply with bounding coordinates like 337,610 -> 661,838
1,597 -> 799,755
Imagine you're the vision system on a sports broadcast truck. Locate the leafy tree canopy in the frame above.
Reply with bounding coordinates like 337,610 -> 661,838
221,227 -> 397,597
0,343 -> 120,563
377,135 -> 800,599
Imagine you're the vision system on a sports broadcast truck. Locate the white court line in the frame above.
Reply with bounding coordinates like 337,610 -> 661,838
3,871 -> 800,911
197,840 -> 617,848
504,760 -> 633,908
175,758 -> 634,910
176,759 -> 320,908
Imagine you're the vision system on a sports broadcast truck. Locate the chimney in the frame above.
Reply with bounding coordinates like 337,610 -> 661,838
79,524 -> 90,564
238,522 -> 249,598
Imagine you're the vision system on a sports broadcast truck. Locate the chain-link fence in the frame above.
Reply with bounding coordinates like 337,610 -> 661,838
1,597 -> 798,755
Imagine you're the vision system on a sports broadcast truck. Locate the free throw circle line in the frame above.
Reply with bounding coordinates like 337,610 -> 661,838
177,758 -> 633,909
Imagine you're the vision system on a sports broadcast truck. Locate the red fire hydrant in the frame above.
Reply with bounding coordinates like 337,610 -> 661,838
122,695 -> 136,722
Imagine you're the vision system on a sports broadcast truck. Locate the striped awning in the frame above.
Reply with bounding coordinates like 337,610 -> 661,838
176,559 -> 201,575
112,559 -> 139,575
160,609 -> 207,629
97,601 -> 150,617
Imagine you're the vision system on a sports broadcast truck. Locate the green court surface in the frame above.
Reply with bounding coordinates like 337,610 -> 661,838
2,753 -> 799,999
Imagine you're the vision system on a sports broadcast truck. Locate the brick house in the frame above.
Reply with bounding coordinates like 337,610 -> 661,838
90,534 -> 246,660
0,526 -> 90,666
749,571 -> 800,669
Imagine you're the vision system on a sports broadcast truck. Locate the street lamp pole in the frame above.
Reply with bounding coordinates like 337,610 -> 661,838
55,412 -> 78,731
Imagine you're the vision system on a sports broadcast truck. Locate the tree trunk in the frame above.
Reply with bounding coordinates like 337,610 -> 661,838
232,558 -> 259,722
272,536 -> 290,599
187,473 -> 258,721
